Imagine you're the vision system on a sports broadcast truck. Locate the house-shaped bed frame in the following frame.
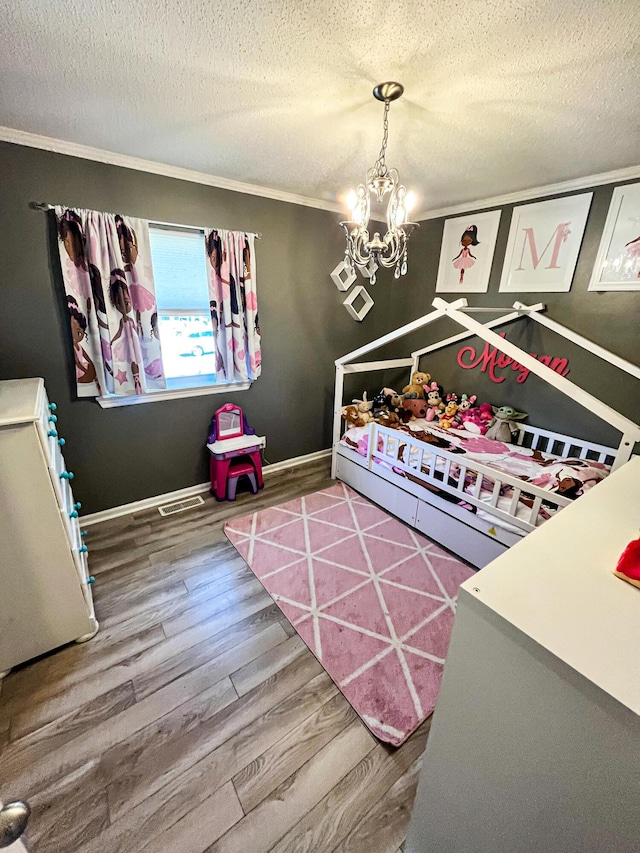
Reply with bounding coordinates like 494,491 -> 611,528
332,298 -> 640,568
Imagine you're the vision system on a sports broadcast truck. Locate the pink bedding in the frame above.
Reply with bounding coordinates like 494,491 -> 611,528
340,419 -> 610,530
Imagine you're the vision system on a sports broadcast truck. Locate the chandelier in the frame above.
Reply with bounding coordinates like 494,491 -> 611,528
340,82 -> 418,284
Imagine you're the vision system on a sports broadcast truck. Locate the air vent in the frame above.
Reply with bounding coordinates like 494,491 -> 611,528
158,495 -> 205,517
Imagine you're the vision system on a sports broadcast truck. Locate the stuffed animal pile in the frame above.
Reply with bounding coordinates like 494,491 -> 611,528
343,369 -> 529,443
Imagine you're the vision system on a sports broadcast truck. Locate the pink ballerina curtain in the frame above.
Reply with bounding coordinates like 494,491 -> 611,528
204,229 -> 262,382
56,207 -> 165,397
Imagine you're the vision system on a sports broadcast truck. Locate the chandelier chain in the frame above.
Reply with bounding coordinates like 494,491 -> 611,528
339,82 -> 418,276
373,99 -> 390,177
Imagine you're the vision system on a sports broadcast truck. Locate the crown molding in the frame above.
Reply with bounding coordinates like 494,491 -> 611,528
2,125 -> 638,222
414,164 -> 640,221
0,125 -> 344,215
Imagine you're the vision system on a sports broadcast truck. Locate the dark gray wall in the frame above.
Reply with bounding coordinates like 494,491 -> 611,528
0,142 -> 394,513
379,181 -> 640,448
1,141 -> 638,513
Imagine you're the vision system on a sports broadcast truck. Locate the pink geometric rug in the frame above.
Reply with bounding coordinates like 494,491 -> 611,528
224,482 -> 474,746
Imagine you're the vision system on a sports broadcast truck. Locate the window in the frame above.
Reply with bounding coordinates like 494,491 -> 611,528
97,224 -> 251,408
149,225 -> 216,383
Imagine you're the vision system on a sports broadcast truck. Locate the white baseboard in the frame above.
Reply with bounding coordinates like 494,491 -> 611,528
257,448 -> 331,475
80,448 -> 332,526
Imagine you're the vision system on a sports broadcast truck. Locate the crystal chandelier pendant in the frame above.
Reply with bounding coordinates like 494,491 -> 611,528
339,82 -> 419,280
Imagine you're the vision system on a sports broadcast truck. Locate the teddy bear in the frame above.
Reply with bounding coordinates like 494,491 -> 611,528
402,371 -> 431,399
341,404 -> 368,428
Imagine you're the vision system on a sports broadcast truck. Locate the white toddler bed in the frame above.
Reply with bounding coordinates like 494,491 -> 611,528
332,298 -> 640,569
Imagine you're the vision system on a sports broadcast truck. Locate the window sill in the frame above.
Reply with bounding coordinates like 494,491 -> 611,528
96,380 -> 251,408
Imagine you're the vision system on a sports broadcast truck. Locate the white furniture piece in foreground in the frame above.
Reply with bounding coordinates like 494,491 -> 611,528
0,378 -> 98,679
405,456 -> 640,853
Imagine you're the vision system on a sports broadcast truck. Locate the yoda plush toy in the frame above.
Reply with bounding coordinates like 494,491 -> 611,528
485,405 -> 527,443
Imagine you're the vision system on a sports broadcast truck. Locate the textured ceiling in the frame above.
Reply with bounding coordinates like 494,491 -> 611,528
1,0 -> 639,213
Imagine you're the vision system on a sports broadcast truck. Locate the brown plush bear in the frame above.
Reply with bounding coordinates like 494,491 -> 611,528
376,409 -> 401,428
402,371 -> 431,399
341,404 -> 368,428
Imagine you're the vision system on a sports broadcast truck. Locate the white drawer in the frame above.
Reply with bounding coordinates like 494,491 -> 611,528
50,436 -> 67,478
59,476 -> 81,538
57,498 -> 94,610
47,451 -> 77,514
36,394 -> 59,465
62,498 -> 80,546
72,542 -> 94,611
71,535 -> 88,581
36,394 -> 77,512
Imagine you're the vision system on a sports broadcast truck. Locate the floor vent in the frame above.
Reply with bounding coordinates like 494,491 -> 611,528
158,495 -> 205,517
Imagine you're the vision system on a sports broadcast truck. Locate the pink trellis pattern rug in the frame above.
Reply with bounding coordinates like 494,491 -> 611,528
224,482 -> 474,746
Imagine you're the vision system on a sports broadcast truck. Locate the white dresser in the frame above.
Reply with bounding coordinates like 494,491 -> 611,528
406,457 -> 640,853
0,378 -> 98,678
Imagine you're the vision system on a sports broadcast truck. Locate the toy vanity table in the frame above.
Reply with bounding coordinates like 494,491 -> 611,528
207,403 -> 265,501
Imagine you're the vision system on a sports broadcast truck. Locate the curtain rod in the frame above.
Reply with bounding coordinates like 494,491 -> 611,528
28,202 -> 262,239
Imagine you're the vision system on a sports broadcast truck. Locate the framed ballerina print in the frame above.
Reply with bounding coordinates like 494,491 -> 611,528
499,193 -> 592,293
588,182 -> 640,291
435,209 -> 501,293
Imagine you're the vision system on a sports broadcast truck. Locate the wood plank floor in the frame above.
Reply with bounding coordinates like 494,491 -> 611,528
0,459 -> 429,853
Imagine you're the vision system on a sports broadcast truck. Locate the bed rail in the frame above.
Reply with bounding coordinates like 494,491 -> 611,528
366,423 -> 572,534
514,424 -> 616,465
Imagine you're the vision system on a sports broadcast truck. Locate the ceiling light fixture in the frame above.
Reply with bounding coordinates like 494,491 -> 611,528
340,82 -> 419,284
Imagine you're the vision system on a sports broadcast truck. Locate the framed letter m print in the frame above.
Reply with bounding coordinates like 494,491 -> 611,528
499,193 -> 592,293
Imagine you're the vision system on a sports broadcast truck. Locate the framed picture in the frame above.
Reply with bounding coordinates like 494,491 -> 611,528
436,210 -> 501,293
499,193 -> 592,293
588,182 -> 640,291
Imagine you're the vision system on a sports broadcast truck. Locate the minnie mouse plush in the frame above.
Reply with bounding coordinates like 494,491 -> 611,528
425,381 -> 444,422
450,394 -> 477,430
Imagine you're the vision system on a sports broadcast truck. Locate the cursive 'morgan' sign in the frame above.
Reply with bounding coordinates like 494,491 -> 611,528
457,333 -> 570,384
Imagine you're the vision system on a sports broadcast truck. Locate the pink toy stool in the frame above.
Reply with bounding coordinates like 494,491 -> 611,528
226,459 -> 259,501
206,403 -> 265,502
209,448 -> 264,501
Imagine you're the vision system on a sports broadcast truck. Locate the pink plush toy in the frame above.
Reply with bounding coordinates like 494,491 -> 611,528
449,393 -> 477,430
458,401 -> 493,434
